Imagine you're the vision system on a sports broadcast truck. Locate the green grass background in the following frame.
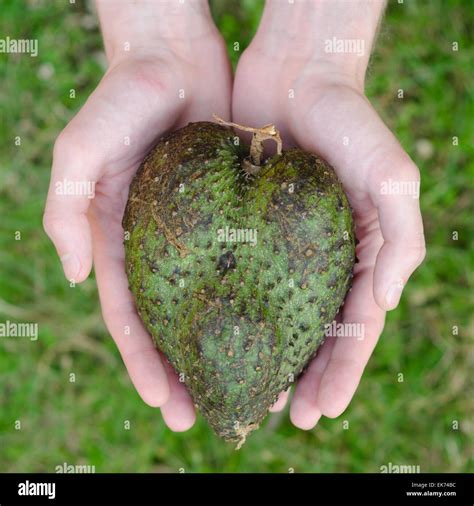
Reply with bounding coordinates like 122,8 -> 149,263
0,0 -> 473,473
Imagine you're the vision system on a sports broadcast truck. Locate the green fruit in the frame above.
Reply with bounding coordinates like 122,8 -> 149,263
123,121 -> 355,447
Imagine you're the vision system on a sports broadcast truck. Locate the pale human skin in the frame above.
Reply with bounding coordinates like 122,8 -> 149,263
43,0 -> 425,432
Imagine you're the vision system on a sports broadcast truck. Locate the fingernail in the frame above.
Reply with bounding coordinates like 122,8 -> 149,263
385,278 -> 404,310
60,253 -> 81,281
290,398 -> 321,430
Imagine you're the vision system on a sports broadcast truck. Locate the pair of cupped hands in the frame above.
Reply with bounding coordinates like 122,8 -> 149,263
43,7 -> 425,432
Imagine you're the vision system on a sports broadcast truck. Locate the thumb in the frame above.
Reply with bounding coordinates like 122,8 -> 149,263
43,58 -> 187,282
43,128 -> 99,282
295,87 -> 426,311
369,155 -> 426,310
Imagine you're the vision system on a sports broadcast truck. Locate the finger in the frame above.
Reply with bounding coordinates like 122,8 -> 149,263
43,131 -> 96,282
317,262 -> 386,418
290,336 -> 336,429
160,360 -> 196,432
269,388 -> 290,413
370,160 -> 426,311
90,207 -> 170,407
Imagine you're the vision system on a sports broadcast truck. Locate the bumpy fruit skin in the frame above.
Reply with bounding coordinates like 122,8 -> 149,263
123,122 -> 355,446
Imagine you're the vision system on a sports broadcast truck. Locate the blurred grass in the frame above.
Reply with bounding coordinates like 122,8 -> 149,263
0,0 -> 473,472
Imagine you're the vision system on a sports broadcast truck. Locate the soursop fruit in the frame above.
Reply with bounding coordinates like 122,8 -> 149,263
123,120 -> 355,447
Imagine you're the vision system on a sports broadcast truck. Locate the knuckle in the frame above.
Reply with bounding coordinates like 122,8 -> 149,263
378,161 -> 420,186
415,242 -> 427,266
42,211 -> 63,240
53,125 -> 100,167
53,128 -> 77,160
398,162 -> 421,183
406,241 -> 426,270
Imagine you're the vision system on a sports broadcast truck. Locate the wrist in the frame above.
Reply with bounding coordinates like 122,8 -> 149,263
96,0 -> 215,66
252,0 -> 386,88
